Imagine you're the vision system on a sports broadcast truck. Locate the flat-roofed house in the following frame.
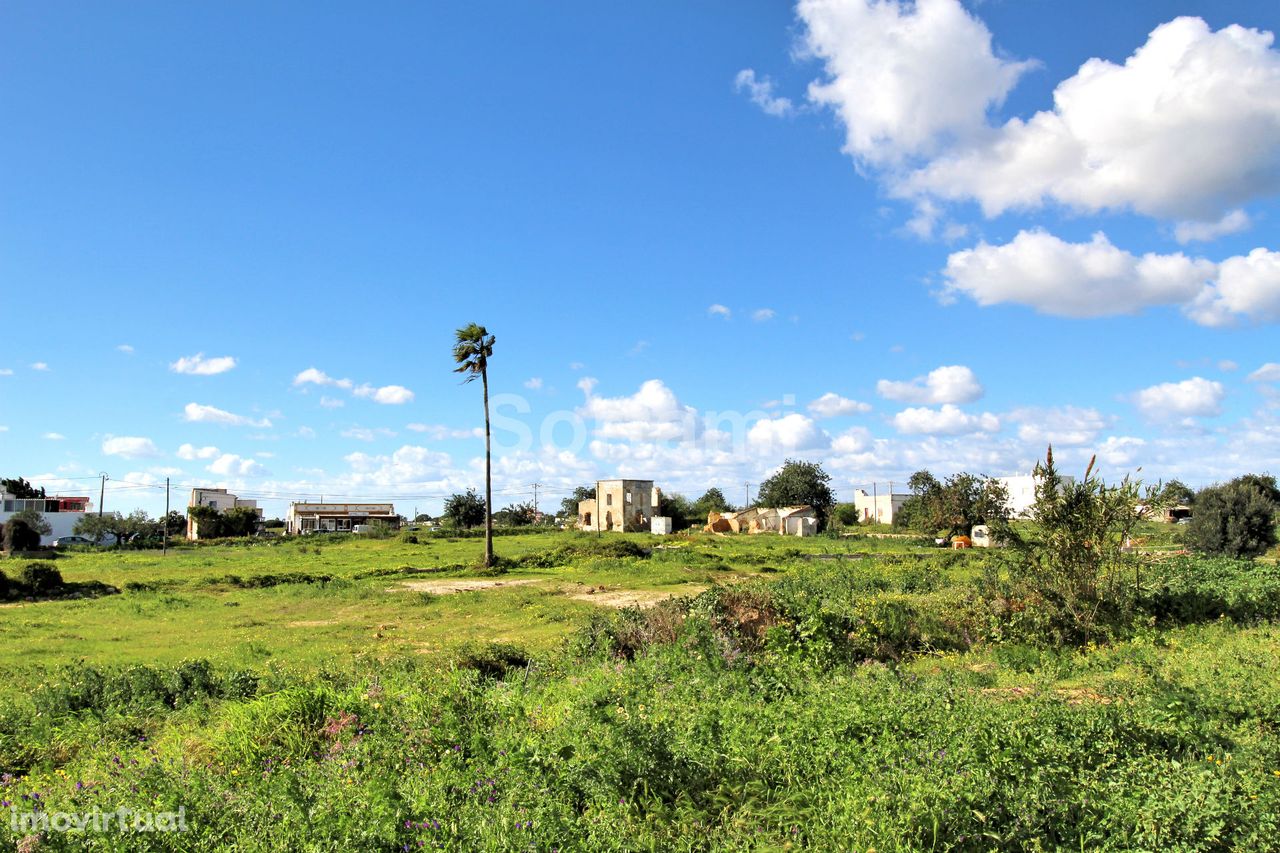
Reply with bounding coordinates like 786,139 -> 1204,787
286,502 -> 398,534
186,488 -> 262,540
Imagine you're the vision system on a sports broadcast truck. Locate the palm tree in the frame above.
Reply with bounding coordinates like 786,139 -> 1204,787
452,323 -> 496,567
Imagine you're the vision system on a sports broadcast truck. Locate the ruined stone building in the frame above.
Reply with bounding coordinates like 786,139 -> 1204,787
576,479 -> 659,532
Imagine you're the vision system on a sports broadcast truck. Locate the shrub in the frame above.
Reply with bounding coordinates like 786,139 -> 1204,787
454,642 -> 532,679
3,518 -> 40,552
21,562 -> 63,594
1187,477 -> 1278,559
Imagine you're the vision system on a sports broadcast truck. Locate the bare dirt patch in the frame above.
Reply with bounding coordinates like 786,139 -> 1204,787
392,578 -> 541,595
566,586 -> 705,609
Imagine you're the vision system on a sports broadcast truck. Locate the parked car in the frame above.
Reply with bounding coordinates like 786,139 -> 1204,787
52,535 -> 95,548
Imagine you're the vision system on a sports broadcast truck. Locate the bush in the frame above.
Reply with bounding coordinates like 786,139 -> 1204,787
21,562 -> 63,594
1187,477 -> 1278,558
3,518 -> 40,551
454,642 -> 532,680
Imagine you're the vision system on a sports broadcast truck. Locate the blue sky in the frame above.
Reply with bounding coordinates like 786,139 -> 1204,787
3,0 -> 1279,519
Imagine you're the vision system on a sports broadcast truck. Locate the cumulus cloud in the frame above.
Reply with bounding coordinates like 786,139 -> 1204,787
707,304 -> 731,319
747,413 -> 828,452
1248,363 -> 1280,383
796,2 -> 1280,229
31,362 -> 49,371
170,353 -> 237,376
801,0 -> 1033,166
735,69 -> 795,117
0,368 -> 12,376
1006,406 -> 1109,447
1186,248 -> 1280,327
892,404 -> 999,435
523,377 -> 543,390
177,443 -> 220,460
1175,210 -> 1252,244
579,379 -> 697,441
808,392 -> 872,418
43,432 -> 65,441
102,436 -> 160,459
751,308 -> 776,322
943,230 -> 1213,318
116,344 -> 134,354
900,16 -> 1280,222
183,403 -> 272,428
877,365 -> 983,405
342,445 -> 454,487
319,396 -> 345,409
293,368 -> 353,389
406,423 -> 484,440
1133,377 -> 1225,419
207,454 -> 265,477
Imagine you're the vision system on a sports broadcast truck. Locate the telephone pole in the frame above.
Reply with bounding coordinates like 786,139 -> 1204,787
743,481 -> 751,508
98,473 -> 108,518
532,482 -> 541,520
162,477 -> 170,556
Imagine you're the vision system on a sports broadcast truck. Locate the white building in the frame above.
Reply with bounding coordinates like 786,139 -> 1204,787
0,493 -> 92,546
187,488 -> 261,540
995,474 -> 1076,518
852,489 -> 911,525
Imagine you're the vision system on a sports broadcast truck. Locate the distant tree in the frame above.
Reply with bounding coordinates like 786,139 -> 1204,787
895,471 -> 1009,536
1156,479 -> 1196,507
1187,476 -> 1279,559
413,513 -> 435,523
220,507 -> 261,538
163,511 -> 188,536
3,519 -> 40,551
755,459 -> 836,527
10,507 -> 52,538
656,490 -> 698,531
692,487 -> 732,520
443,488 -> 487,530
908,470 -> 940,496
1232,474 -> 1280,508
1,478 -> 45,499
831,502 -> 859,528
496,501 -> 537,527
453,322 -> 497,567
73,512 -> 132,546
560,486 -> 595,521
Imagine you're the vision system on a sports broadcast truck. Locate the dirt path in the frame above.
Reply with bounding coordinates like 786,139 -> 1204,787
392,578 -> 542,595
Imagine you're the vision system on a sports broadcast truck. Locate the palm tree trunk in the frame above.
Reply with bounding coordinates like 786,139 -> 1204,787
482,365 -> 494,567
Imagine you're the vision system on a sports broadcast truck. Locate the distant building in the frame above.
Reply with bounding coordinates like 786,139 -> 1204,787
0,493 -> 91,545
705,505 -> 818,536
286,502 -> 398,535
995,473 -> 1076,518
187,488 -> 262,540
576,479 -> 659,532
852,489 -> 911,525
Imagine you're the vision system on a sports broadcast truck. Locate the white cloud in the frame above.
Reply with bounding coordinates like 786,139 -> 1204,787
943,230 -> 1212,318
352,384 -> 415,405
577,376 -> 598,396
183,403 -> 272,428
43,432 -> 65,441
341,427 -> 397,442
877,365 -> 983,404
1219,360 -> 1239,372
800,0 -> 1033,166
296,426 -> 316,439
751,308 -> 776,322
892,404 -> 999,435
734,69 -> 795,117
31,362 -> 49,371
579,379 -> 697,442
1133,377 -> 1225,419
116,344 -> 134,355
342,445 -> 454,487
294,367 -> 352,389
523,377 -> 543,390
102,436 -> 160,459
177,443 -> 221,460
207,454 -> 265,477
1007,406 -> 1108,447
406,423 -> 483,440
0,368 -> 11,376
1175,210 -> 1251,244
1097,436 -> 1147,467
0,425 -> 8,432
1248,363 -> 1280,383
319,396 -> 345,409
707,304 -> 732,319
899,16 -> 1280,222
1187,248 -> 1280,327
808,392 -> 872,418
747,413 -> 827,452
170,353 -> 237,376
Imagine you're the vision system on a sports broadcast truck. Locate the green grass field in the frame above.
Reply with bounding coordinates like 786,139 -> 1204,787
3,530 -> 1279,850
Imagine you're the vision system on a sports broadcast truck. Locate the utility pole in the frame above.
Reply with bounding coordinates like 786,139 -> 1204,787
162,477 -> 170,556
743,481 -> 751,508
872,481 -> 878,524
98,472 -> 108,518
532,482 -> 541,520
